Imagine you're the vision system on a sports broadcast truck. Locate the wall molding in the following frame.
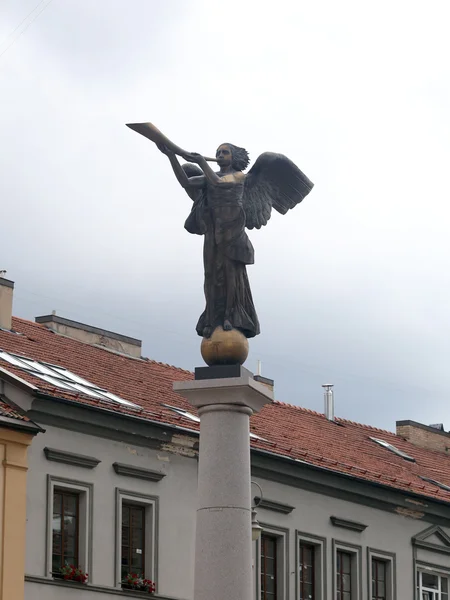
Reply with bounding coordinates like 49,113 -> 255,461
44,447 -> 101,469
254,496 -> 295,514
330,516 -> 367,532
112,462 -> 166,482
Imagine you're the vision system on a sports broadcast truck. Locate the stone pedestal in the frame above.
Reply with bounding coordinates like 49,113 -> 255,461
174,367 -> 273,600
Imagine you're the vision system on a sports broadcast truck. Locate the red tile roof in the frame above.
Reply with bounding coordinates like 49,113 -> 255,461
0,396 -> 30,422
1,316 -> 450,504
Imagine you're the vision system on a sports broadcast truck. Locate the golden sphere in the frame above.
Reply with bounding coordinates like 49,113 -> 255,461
201,326 -> 249,366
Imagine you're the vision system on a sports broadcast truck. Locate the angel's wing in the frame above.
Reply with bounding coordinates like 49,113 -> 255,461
243,152 -> 313,230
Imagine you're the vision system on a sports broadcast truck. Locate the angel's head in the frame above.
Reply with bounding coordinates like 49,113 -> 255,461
216,143 -> 250,172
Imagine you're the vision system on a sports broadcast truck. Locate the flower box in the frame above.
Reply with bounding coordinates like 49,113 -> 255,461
121,574 -> 156,594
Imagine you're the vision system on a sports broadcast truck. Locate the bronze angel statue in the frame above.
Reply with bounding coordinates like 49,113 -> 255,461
127,123 -> 313,339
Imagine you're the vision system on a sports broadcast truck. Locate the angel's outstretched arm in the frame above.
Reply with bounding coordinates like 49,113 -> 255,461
159,145 -> 205,190
185,153 -> 226,186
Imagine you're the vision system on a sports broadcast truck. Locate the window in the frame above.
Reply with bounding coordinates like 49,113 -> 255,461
369,437 -> 415,462
336,551 -> 352,599
0,349 -> 137,407
333,541 -> 361,600
261,534 -> 277,600
368,549 -> 395,600
299,542 -> 315,599
116,490 -> 158,589
46,477 -> 93,579
372,559 -> 386,600
297,532 -> 326,600
121,503 -> 146,580
52,490 -> 79,573
255,525 -> 289,600
417,571 -> 449,600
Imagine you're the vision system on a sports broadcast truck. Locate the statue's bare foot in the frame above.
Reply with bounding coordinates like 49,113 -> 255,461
203,326 -> 213,338
223,319 -> 233,331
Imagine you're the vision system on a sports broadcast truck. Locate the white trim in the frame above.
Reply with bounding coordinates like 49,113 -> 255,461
115,489 -> 159,590
255,523 -> 289,600
368,548 -> 396,600
46,476 -> 93,580
333,540 -> 362,600
297,531 -> 326,600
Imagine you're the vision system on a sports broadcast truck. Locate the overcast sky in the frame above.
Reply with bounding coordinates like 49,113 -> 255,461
1,0 -> 450,430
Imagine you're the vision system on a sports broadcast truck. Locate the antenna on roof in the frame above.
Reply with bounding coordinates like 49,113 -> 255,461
0,270 -> 6,279
256,360 -> 262,376
322,384 -> 334,421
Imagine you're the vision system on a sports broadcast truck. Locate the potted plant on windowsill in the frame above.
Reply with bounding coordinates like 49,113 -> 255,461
56,563 -> 88,584
121,573 -> 156,593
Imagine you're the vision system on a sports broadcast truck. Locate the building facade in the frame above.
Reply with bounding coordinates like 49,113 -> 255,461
0,398 -> 41,600
1,278 -> 450,600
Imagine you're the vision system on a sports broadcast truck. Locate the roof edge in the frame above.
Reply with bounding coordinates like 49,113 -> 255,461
35,315 -> 142,347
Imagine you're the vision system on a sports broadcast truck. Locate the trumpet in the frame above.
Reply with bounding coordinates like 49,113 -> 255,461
126,122 -> 218,162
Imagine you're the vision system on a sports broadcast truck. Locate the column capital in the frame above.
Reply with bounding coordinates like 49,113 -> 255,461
173,366 -> 273,414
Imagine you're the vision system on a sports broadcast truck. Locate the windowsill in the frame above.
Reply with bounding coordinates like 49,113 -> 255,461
52,575 -> 88,585
25,575 -> 184,600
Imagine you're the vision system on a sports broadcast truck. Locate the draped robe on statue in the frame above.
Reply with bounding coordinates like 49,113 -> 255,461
184,175 -> 260,338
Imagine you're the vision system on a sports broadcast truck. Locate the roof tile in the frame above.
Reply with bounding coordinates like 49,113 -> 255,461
0,317 -> 450,503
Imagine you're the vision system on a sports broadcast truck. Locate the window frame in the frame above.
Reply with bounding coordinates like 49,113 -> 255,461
296,531 -> 327,600
255,524 -> 289,600
115,489 -> 159,591
332,540 -> 362,600
46,476 -> 93,580
368,548 -> 396,600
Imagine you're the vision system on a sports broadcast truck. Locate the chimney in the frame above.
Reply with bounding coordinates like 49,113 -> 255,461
35,314 -> 142,358
322,384 -> 334,420
0,277 -> 14,331
396,420 -> 450,454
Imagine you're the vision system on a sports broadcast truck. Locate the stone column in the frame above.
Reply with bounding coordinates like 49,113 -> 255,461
174,366 -> 273,600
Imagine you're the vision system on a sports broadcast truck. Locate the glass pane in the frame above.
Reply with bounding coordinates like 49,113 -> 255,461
264,574 -> 275,594
64,494 -> 78,516
131,507 -> 143,528
53,493 -> 62,516
52,515 -> 61,534
303,564 -> 313,584
443,578 -> 449,593
343,593 -> 351,600
377,561 -> 386,581
342,573 -> 351,592
52,554 -> 62,572
422,573 -> 439,589
337,552 -> 341,572
342,553 -> 351,574
377,580 -> 385,597
52,533 -> 61,555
